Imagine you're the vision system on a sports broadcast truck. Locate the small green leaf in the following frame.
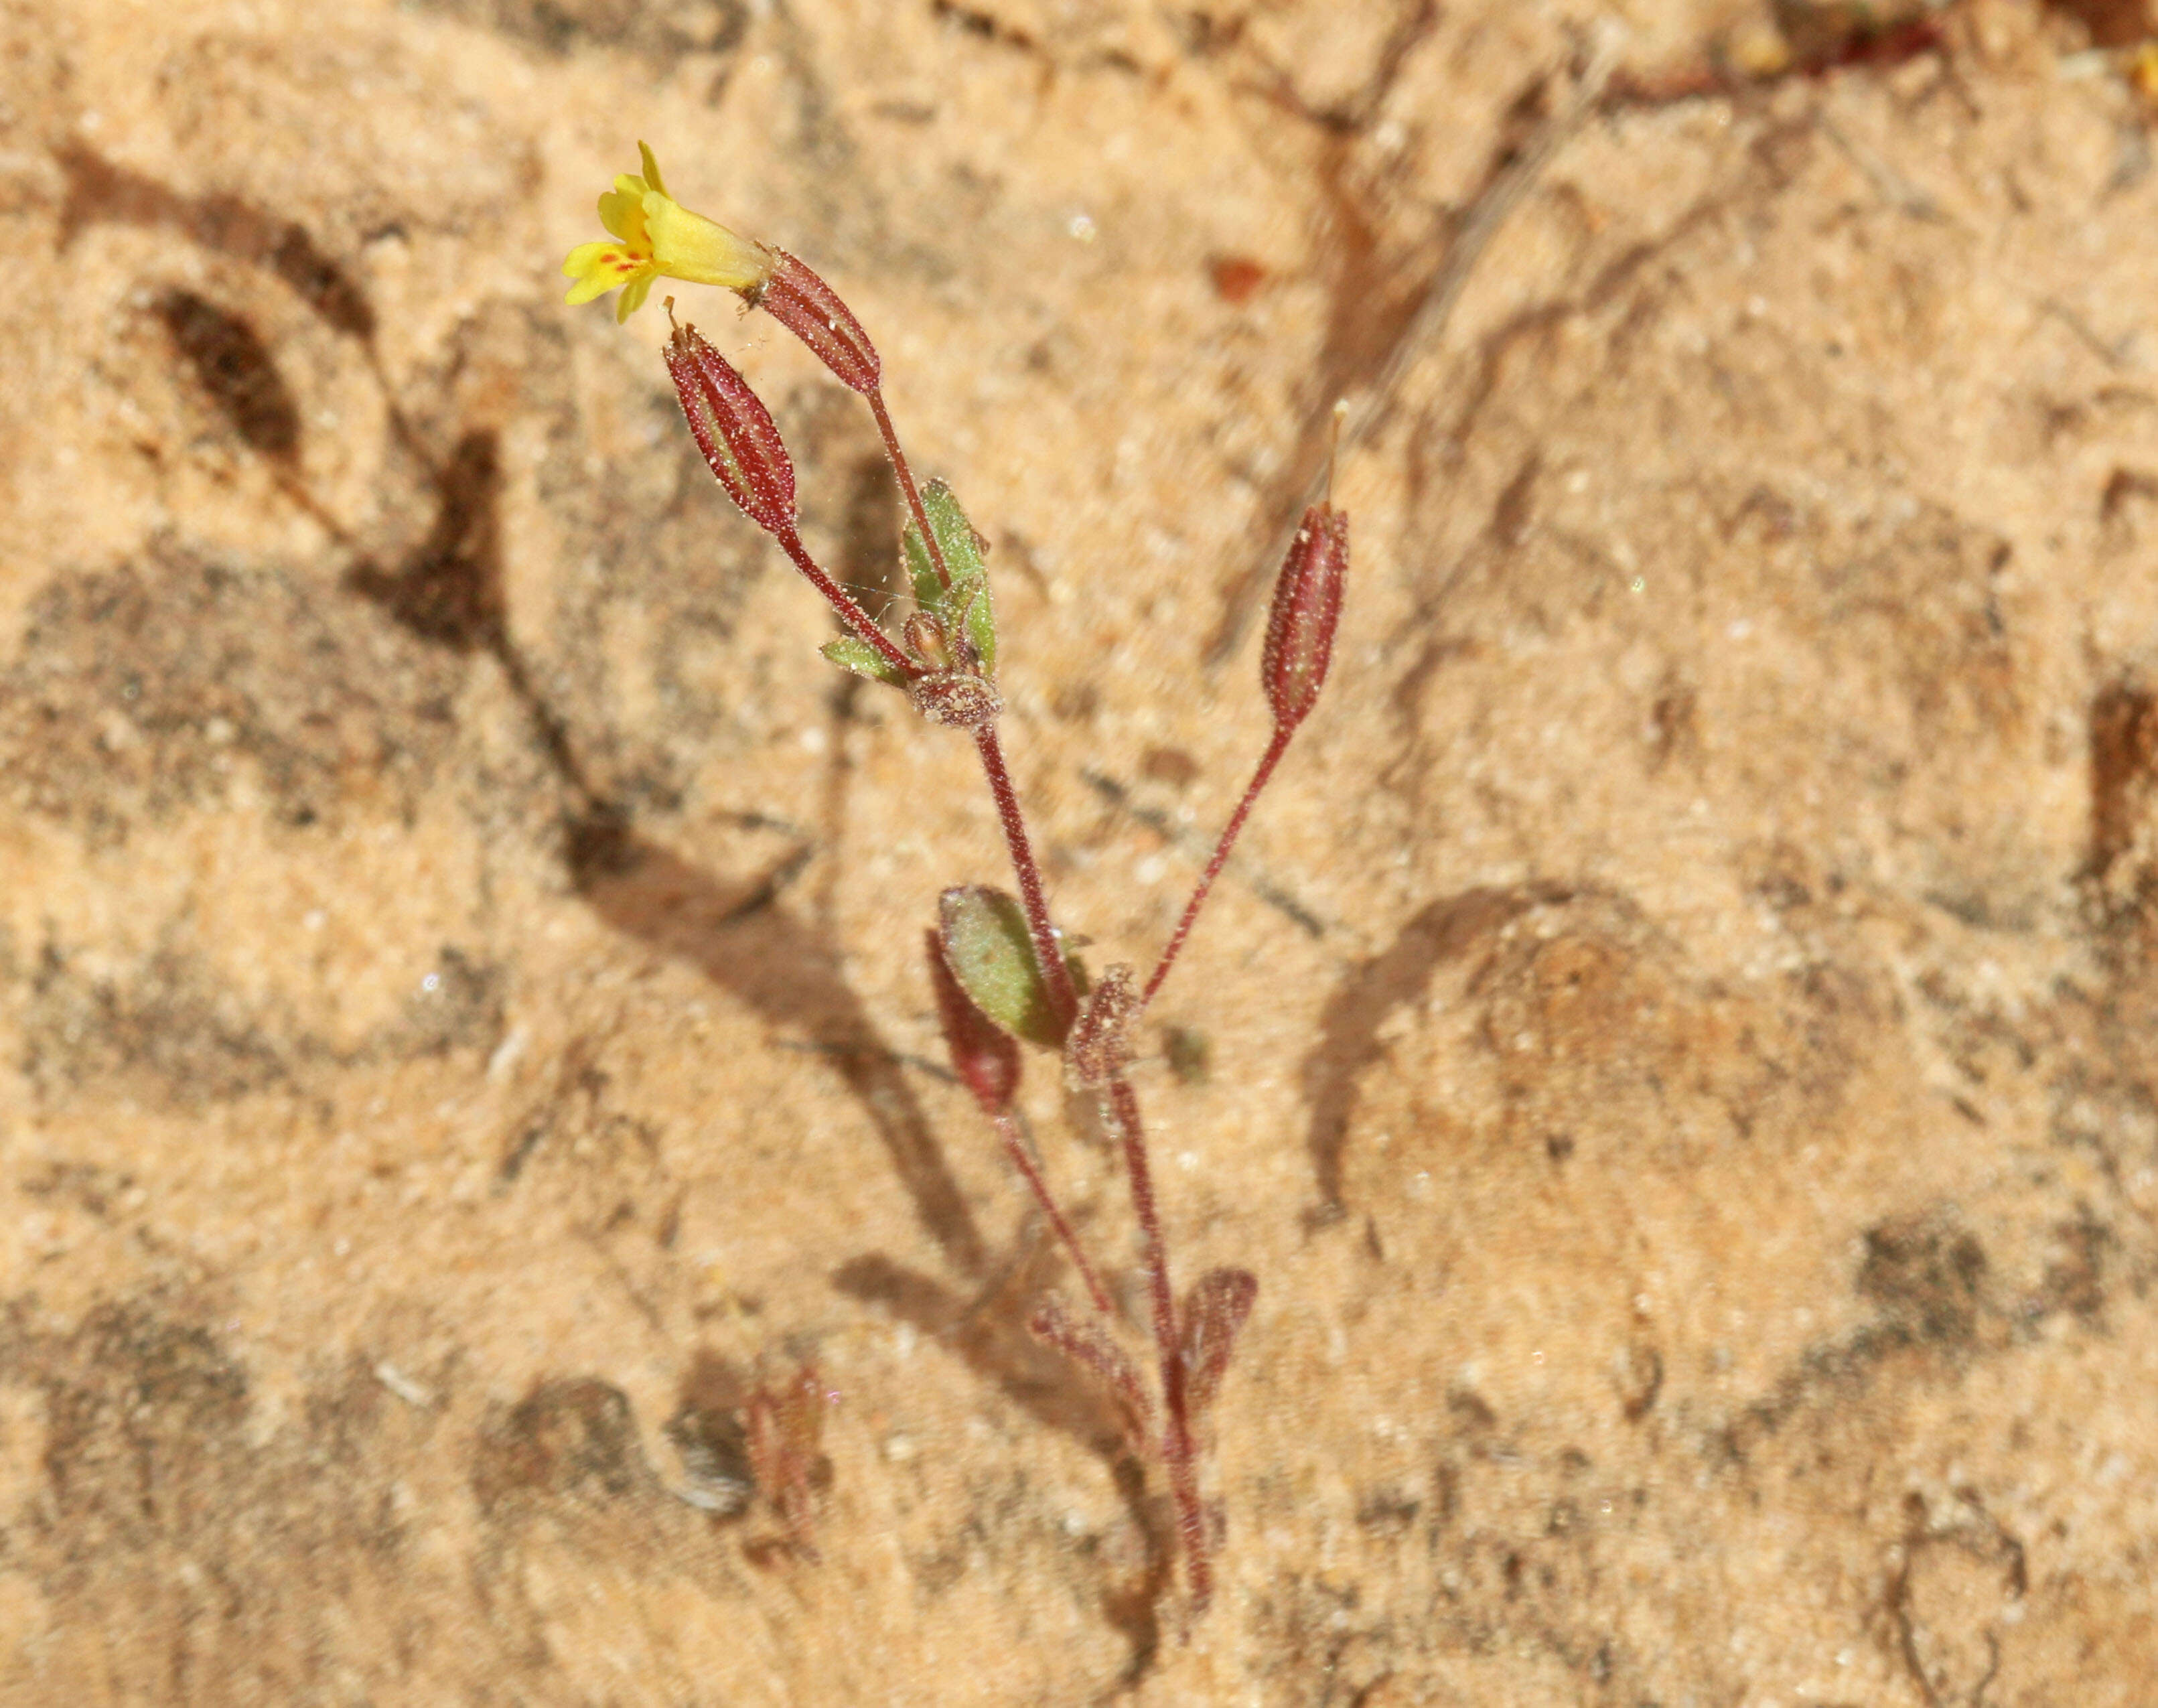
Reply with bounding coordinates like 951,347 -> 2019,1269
902,517 -> 940,613
938,885 -> 1061,1048
922,479 -> 987,583
820,636 -> 910,687
926,481 -> 997,677
901,480 -> 997,676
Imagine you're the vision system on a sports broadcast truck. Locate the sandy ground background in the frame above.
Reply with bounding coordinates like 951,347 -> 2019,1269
3,0 -> 2157,1701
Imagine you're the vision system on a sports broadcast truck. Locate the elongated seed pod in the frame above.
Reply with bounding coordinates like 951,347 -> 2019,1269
664,320 -> 796,536
750,251 -> 881,395
1260,503 -> 1348,733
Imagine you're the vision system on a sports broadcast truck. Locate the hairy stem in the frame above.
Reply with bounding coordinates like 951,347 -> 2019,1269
869,392 -> 1108,1335
866,392 -> 1076,1027
775,527 -> 917,678
993,1109 -> 1111,1316
1105,1072 -> 1209,1610
869,387 -> 953,594
862,372 -> 1207,1602
1140,723 -> 1296,1012
973,724 -> 1080,1037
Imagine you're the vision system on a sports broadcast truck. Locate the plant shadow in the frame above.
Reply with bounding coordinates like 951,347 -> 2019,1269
1301,882 -> 1570,1218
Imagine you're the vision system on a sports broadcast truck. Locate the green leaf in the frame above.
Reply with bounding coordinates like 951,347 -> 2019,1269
820,636 -> 910,687
922,478 -> 987,582
938,885 -> 1061,1048
901,480 -> 997,676
902,515 -> 940,612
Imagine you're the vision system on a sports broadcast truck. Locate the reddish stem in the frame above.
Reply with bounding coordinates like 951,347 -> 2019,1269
869,387 -> 953,594
862,391 -> 1078,1027
1106,1072 -> 1210,1610
775,526 -> 917,679
1140,723 -> 1296,1012
993,1109 -> 1111,1316
972,724 -> 1081,1038
863,361 -> 1207,1605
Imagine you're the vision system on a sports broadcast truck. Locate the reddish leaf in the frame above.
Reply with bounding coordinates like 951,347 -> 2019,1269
926,928 -> 1022,1115
1029,1296 -> 1152,1443
1064,963 -> 1135,1089
744,1361 -> 831,1562
1179,1267 -> 1257,1415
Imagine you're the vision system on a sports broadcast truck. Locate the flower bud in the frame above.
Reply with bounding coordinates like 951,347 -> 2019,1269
1260,503 -> 1348,733
903,480 -> 997,677
902,612 -> 952,672
749,251 -> 881,395
664,319 -> 796,537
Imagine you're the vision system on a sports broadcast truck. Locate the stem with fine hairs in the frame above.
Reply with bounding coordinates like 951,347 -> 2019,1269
1104,1071 -> 1210,1610
862,395 -> 1077,1032
993,1109 -> 1111,1316
774,526 -> 918,678
1140,723 -> 1296,1013
870,387 -> 953,593
971,724 -> 1080,1039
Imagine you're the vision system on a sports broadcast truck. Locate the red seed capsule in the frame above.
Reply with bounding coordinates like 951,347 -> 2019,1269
749,251 -> 881,395
1260,502 -> 1348,733
664,319 -> 796,537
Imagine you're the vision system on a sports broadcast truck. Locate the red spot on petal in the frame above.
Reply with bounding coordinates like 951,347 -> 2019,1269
1208,255 -> 1267,305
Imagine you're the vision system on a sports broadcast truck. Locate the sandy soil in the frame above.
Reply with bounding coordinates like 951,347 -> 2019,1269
3,0 -> 2157,1701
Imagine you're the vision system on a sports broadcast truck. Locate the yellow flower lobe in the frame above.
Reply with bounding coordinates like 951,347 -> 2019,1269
562,142 -> 773,323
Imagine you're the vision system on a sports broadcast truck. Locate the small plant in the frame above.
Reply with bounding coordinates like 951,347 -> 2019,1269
564,146 -> 1348,1613
741,1359 -> 833,1565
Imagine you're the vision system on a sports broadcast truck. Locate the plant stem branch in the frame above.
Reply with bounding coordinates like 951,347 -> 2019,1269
863,394 -> 1079,1030
865,390 -> 1110,1326
869,387 -> 953,593
973,725 -> 1080,1037
776,528 -> 917,678
993,1110 -> 1111,1316
1140,723 -> 1296,1012
861,352 -> 1212,1608
1104,1072 -> 1209,1610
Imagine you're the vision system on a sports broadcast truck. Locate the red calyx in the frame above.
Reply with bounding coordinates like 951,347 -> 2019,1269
751,251 -> 881,395
664,320 -> 797,537
1260,503 -> 1348,733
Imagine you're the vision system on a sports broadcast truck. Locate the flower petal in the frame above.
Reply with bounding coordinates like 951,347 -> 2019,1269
637,141 -> 667,198
644,195 -> 772,291
563,239 -> 620,279
616,272 -> 656,323
563,242 -> 649,305
598,180 -> 650,244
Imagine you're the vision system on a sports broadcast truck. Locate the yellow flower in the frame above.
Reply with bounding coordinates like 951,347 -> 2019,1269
2134,43 -> 2158,106
562,143 -> 774,324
